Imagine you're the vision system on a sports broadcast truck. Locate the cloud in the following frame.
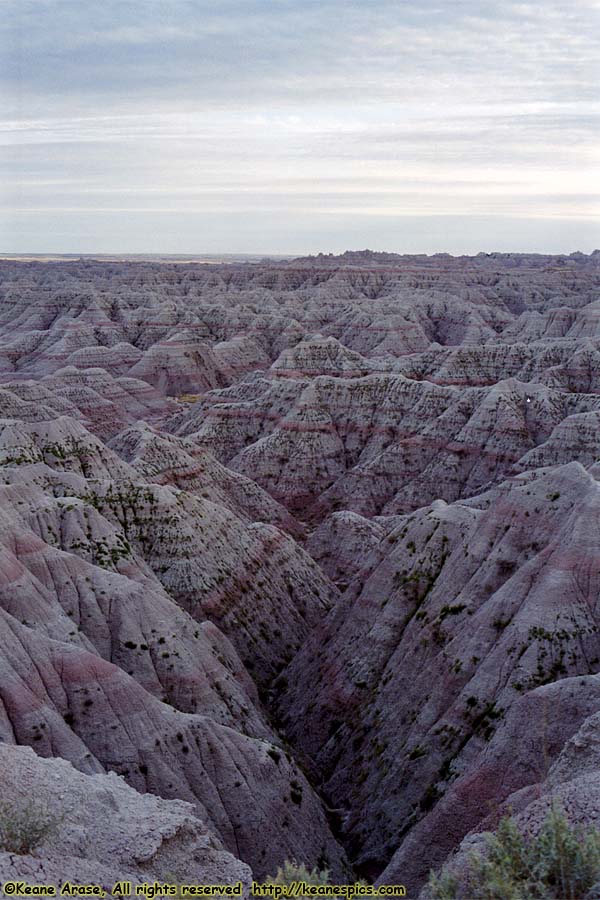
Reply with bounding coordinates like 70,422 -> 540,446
3,0 -> 599,111
1,0 -> 599,252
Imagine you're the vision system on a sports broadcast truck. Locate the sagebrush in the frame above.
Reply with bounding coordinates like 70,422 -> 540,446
267,860 -> 331,895
0,799 -> 62,855
429,805 -> 600,900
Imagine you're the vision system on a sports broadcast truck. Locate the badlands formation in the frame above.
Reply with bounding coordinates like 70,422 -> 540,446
1,249 -> 600,895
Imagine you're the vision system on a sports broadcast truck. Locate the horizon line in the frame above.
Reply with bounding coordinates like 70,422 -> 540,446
1,248 -> 599,260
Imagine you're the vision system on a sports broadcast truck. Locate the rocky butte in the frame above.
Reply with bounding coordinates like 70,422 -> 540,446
1,249 -> 600,896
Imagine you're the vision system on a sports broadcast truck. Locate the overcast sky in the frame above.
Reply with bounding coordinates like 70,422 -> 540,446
1,0 -> 599,255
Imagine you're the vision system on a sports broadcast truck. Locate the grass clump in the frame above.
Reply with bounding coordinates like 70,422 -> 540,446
429,806 -> 600,899
0,799 -> 62,855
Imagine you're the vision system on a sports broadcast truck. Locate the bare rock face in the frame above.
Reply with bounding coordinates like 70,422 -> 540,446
383,674 -> 600,893
128,336 -> 231,397
108,421 -> 303,536
177,370 -> 600,521
0,369 -> 178,441
271,336 -> 377,379
306,511 -> 390,587
0,399 -> 347,877
412,688 -> 600,898
2,251 -> 600,892
0,607 -> 347,878
276,462 -> 600,883
213,334 -> 271,381
0,743 -> 252,894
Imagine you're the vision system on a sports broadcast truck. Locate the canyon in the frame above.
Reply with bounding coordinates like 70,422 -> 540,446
1,249 -> 600,896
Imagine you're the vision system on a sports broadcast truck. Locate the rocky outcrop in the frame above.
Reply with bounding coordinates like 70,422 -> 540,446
277,463 -> 600,886
0,405 -> 348,877
129,336 -> 231,397
414,689 -> 600,897
271,336 -> 377,379
0,600 -> 347,878
0,743 -> 252,895
175,372 -> 600,521
108,422 -> 302,536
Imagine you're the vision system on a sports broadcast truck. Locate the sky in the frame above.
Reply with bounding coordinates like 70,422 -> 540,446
1,0 -> 599,255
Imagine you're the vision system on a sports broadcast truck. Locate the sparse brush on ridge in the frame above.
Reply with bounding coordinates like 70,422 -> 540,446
267,860 -> 331,892
429,806 -> 600,900
0,798 -> 63,855
266,860 -> 368,897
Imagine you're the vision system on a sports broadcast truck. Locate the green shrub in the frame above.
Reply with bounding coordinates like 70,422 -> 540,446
429,806 -> 600,899
0,799 -> 62,855
267,860 -> 330,896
